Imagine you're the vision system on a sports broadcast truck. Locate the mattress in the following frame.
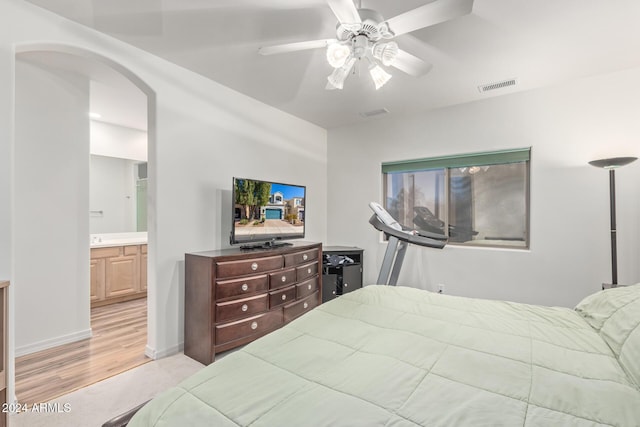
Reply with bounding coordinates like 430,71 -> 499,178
129,284 -> 640,426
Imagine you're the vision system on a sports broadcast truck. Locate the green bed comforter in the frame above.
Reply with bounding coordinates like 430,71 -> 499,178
129,285 -> 640,426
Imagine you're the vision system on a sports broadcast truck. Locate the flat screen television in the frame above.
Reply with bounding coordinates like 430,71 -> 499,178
230,177 -> 306,249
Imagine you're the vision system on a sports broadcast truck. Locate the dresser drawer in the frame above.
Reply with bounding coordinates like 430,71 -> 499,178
216,275 -> 268,299
269,285 -> 297,309
215,311 -> 283,346
296,262 -> 318,282
269,268 -> 296,289
216,255 -> 283,279
215,293 -> 268,323
284,292 -> 318,323
296,276 -> 318,299
284,248 -> 319,267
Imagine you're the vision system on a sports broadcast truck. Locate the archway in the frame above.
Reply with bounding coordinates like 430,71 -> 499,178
12,42 -> 156,403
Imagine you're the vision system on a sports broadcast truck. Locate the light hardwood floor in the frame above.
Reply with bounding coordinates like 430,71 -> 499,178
15,298 -> 149,405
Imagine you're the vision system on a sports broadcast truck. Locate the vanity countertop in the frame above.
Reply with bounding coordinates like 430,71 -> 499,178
90,232 -> 147,248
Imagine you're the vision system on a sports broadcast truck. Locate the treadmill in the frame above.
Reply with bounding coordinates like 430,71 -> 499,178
369,202 -> 447,286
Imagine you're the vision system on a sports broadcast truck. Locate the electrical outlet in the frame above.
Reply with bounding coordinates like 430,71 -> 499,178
437,284 -> 445,294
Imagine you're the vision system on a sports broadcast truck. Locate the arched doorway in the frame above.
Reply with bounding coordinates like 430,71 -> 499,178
12,43 -> 156,404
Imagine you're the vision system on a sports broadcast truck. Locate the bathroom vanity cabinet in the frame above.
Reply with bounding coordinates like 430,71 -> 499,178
90,244 -> 147,307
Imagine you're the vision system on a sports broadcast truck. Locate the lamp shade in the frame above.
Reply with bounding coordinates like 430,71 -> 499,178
326,43 -> 351,68
326,57 -> 355,90
372,41 -> 399,66
369,64 -> 391,90
588,157 -> 637,169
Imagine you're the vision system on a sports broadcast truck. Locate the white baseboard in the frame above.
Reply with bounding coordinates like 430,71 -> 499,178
144,342 -> 183,360
16,328 -> 93,357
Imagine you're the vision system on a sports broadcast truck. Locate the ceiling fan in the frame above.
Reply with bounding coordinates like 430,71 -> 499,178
258,0 -> 474,90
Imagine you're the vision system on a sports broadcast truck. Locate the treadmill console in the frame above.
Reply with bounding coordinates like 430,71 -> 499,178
369,202 -> 402,231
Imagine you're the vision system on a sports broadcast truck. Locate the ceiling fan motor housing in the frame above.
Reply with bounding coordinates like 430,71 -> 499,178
335,8 -> 393,42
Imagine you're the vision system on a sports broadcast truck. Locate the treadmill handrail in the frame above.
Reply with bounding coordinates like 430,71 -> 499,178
369,214 -> 447,249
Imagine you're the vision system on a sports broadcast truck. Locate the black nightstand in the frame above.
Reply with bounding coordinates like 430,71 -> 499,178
322,246 -> 364,303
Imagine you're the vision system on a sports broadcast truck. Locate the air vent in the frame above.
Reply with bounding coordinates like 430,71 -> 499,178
478,78 -> 517,93
359,108 -> 389,118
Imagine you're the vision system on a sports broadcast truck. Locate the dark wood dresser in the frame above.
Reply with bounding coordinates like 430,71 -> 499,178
185,242 -> 322,365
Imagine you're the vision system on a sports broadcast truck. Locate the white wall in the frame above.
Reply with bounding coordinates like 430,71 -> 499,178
90,120 -> 147,162
328,67 -> 640,308
90,155 -> 137,234
150,81 -> 327,356
0,0 -> 327,393
14,55 -> 91,354
0,1 -> 14,282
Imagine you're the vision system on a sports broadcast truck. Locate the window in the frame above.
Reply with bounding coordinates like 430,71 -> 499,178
382,148 -> 530,249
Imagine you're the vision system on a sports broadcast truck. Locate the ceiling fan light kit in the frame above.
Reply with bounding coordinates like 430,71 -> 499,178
326,42 -> 351,68
326,57 -> 356,90
325,10 -> 397,90
369,64 -> 392,90
259,0 -> 474,91
372,41 -> 399,67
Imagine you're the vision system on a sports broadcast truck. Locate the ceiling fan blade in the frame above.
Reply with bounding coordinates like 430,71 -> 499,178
326,0 -> 361,24
258,39 -> 336,56
385,0 -> 474,36
392,49 -> 433,77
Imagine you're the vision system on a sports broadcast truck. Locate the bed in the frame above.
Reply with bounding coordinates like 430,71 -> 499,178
127,284 -> 640,426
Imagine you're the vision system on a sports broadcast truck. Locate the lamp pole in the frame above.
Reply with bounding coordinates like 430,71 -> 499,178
608,168 -> 618,285
589,156 -> 637,288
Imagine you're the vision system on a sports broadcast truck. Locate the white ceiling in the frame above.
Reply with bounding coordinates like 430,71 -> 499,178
22,0 -> 640,129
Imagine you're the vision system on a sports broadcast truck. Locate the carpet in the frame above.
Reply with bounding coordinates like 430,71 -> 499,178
10,353 -> 204,427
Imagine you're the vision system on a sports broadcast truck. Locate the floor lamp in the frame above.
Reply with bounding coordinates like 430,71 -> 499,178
588,156 -> 637,288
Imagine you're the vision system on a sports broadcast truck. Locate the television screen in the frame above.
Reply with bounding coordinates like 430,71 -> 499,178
231,177 -> 306,248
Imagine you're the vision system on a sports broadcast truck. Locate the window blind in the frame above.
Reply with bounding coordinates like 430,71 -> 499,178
381,147 -> 531,174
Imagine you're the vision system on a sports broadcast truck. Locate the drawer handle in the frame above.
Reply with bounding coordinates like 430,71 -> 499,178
251,262 -> 258,271
307,284 -> 312,290
303,302 -> 308,309
332,290 -> 336,295
241,304 -> 248,312
307,268 -> 311,274
281,294 -> 287,301
303,254 -> 308,261
241,283 -> 249,292
344,283 -> 349,288
281,275 -> 286,282
251,321 -> 258,330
